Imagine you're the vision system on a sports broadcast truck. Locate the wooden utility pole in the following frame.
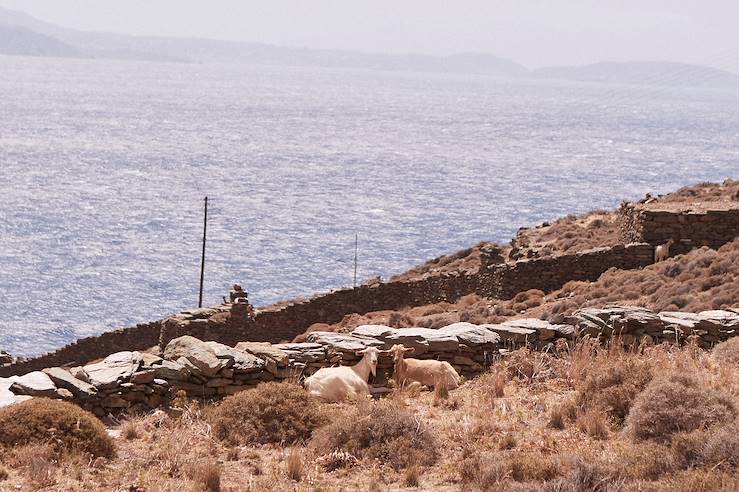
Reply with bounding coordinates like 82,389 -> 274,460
198,196 -> 208,308
353,233 -> 358,288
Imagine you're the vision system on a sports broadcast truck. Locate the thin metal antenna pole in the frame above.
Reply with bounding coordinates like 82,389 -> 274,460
198,196 -> 208,308
353,233 -> 358,288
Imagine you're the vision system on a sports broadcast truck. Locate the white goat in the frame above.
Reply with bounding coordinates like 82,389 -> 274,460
654,239 -> 675,263
389,344 -> 460,391
304,347 -> 384,402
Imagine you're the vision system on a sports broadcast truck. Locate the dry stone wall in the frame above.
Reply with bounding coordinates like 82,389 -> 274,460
619,204 -> 739,255
5,306 -> 737,414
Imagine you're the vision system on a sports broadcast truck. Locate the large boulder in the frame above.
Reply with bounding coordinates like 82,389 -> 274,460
163,336 -> 228,377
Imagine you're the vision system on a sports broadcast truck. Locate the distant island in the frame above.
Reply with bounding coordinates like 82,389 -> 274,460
2,5 -> 739,89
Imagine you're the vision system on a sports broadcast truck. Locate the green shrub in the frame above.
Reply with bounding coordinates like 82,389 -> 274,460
0,398 -> 114,458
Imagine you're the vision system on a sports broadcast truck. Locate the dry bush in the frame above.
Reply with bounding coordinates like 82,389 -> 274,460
508,452 -> 562,482
459,452 -> 509,490
476,369 -> 506,406
0,398 -> 114,458
625,373 -> 736,442
503,348 -> 563,383
186,461 -> 222,492
712,337 -> 739,366
575,354 -> 652,423
403,464 -> 421,487
548,398 -> 578,430
672,421 -> 739,470
311,400 -> 437,470
205,382 -> 326,446
577,408 -> 610,440
285,448 -> 304,481
121,420 -> 140,440
551,456 -> 616,492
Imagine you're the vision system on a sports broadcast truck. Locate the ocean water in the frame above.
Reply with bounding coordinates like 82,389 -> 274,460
1,55 -> 738,356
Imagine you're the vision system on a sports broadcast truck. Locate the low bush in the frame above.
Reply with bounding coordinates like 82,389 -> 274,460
672,421 -> 739,470
0,398 -> 114,458
712,337 -> 739,366
311,400 -> 437,470
575,355 -> 652,423
625,373 -> 736,442
205,382 -> 326,446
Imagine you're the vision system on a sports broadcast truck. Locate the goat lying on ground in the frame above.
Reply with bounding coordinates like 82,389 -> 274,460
654,239 -> 675,263
304,346 -> 386,402
389,344 -> 460,391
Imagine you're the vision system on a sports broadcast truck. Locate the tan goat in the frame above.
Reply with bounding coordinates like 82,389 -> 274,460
389,344 -> 460,391
654,239 -> 675,263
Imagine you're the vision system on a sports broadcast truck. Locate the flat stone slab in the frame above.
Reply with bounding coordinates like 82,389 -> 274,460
273,343 -> 327,363
350,326 -> 460,354
481,324 -> 537,343
83,351 -> 144,389
306,332 -> 383,352
10,371 -> 57,397
43,367 -> 97,400
0,376 -> 22,407
352,325 -> 395,339
234,342 -> 290,366
438,323 -> 501,346
204,341 -> 265,373
499,319 -> 574,341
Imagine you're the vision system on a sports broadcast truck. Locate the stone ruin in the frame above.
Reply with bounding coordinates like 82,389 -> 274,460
2,305 -> 737,413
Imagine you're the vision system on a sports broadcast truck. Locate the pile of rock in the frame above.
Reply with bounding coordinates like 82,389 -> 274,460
4,306 -> 738,413
568,306 -> 739,346
0,351 -> 15,367
6,336 -> 275,414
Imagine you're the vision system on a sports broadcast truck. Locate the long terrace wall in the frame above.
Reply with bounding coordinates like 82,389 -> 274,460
2,234 -> 718,377
620,204 -> 739,255
482,243 -> 654,299
0,322 -> 161,378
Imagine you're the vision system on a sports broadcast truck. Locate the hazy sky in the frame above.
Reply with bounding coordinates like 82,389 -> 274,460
2,0 -> 739,71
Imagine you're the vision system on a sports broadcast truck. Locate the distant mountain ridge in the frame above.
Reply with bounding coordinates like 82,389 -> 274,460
1,6 -> 738,89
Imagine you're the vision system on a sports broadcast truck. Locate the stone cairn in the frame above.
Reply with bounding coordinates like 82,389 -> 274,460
3,306 -> 737,413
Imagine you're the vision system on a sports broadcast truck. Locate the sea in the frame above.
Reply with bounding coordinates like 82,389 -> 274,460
1,55 -> 738,356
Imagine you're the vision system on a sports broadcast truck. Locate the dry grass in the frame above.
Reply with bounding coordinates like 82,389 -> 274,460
0,398 -> 114,458
285,448 -> 304,481
625,372 -> 736,442
205,382 -> 326,446
311,399 -> 438,471
0,339 -> 737,490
